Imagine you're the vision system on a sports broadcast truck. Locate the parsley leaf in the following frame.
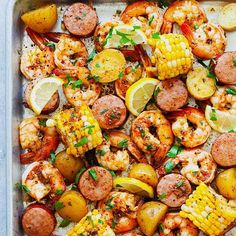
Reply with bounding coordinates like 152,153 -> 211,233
103,27 -> 114,46
210,108 -> 217,121
118,139 -> 128,149
89,169 -> 98,181
49,151 -> 56,164
54,201 -> 65,211
176,181 -> 185,188
71,79 -> 83,89
164,161 -> 174,173
166,145 -> 183,158
232,58 -> 236,67
54,189 -> 64,195
148,15 -> 154,25
59,219 -> 70,227
64,74 -> 73,88
87,48 -> 96,62
38,119 -> 47,127
75,167 -> 86,184
154,87 -> 161,96
100,109 -> 108,115
157,193 -> 166,200
96,149 -> 107,156
15,183 -> 30,193
138,126 -> 145,138
225,88 -> 236,95
132,26 -> 141,31
106,197 -> 115,210
75,136 -> 88,147
152,32 -> 160,39
45,42 -> 56,50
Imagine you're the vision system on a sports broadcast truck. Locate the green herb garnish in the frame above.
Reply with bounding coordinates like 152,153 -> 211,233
75,136 -> 88,147
176,181 -> 185,188
103,27 -> 114,46
138,126 -> 145,138
38,119 -> 47,127
100,109 -> 108,115
81,125 -> 95,134
194,25 -> 199,30
95,63 -> 100,68
154,87 -> 161,96
49,151 -> 56,164
164,161 -> 174,173
157,193 -> 166,200
166,145 -> 183,158
152,32 -> 160,39
232,58 -> 236,67
210,108 -> 217,121
15,183 -> 30,193
118,139 -> 128,149
96,149 -> 107,156
75,167 -> 86,184
146,144 -> 153,151
55,189 -> 64,195
87,48 -> 96,62
132,26 -> 141,31
89,169 -> 98,181
118,71 -> 123,79
64,74 -> 73,88
71,79 -> 83,89
148,15 -> 154,25
46,42 -> 56,50
54,201 -> 65,211
59,219 -> 71,227
106,197 -> 115,210
225,88 -> 236,95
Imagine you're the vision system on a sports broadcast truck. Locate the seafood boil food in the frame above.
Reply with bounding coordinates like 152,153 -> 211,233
17,1 -> 236,235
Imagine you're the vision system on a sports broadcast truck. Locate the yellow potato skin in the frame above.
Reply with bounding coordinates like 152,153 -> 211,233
187,67 -> 216,100
137,201 -> 168,236
129,163 -> 158,187
216,168 -> 236,199
91,49 -> 126,83
57,191 -> 88,222
54,151 -> 85,182
21,4 -> 57,33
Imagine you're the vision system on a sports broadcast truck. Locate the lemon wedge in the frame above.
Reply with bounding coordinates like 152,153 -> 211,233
113,177 -> 154,198
205,105 -> 236,133
125,78 -> 159,116
104,25 -> 147,48
30,77 -> 64,115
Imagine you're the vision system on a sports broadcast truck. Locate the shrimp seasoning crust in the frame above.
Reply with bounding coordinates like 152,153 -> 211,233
16,1 -> 236,236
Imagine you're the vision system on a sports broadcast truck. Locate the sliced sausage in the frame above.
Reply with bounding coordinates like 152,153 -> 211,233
24,81 -> 59,114
92,95 -> 127,129
156,174 -> 191,207
63,3 -> 98,37
156,78 -> 188,112
79,166 -> 113,201
22,203 -> 56,236
215,52 -> 236,84
211,133 -> 236,167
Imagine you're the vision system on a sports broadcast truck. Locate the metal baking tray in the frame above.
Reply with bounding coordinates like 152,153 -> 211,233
6,0 -> 236,235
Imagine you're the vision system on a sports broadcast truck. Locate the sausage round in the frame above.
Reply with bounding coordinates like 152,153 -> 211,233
79,166 -> 113,201
211,133 -> 236,167
156,173 -> 191,207
215,52 -> 236,84
63,3 -> 98,37
92,95 -> 127,129
22,203 -> 56,236
156,78 -> 188,112
24,81 -> 59,114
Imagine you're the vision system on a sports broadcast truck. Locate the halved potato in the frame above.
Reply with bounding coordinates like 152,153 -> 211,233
218,3 -> 236,31
186,67 -> 216,100
90,49 -> 126,83
21,4 -> 57,33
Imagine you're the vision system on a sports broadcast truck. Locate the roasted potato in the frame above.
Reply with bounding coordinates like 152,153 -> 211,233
186,67 -> 216,100
21,4 -> 57,33
137,201 -> 168,236
129,163 -> 158,187
91,49 -> 126,83
218,3 -> 236,31
57,191 -> 87,222
216,168 -> 236,199
54,151 -> 85,182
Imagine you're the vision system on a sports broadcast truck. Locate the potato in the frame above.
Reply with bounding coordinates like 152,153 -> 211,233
57,190 -> 87,222
54,151 -> 84,182
218,3 -> 236,31
91,49 -> 126,83
216,168 -> 236,199
137,201 -> 168,236
129,163 -> 158,187
21,4 -> 57,33
186,67 -> 216,100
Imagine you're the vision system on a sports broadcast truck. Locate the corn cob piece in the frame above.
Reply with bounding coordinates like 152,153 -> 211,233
180,183 -> 235,236
53,105 -> 103,156
67,209 -> 115,236
148,34 -> 193,80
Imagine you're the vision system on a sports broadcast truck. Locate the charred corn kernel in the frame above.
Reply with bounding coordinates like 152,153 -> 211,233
180,183 -> 235,236
53,105 -> 103,156
148,34 -> 193,80
67,210 -> 115,236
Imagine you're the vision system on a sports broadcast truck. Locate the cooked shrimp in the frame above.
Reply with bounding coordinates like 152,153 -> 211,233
54,34 -> 88,70
115,64 -> 142,100
98,191 -> 142,234
120,1 -> 163,37
160,213 -> 198,236
131,110 -> 174,167
20,28 -> 55,81
161,0 -> 207,34
171,107 -> 211,148
158,149 -> 217,185
94,21 -> 119,51
210,86 -> 236,116
22,161 -> 66,201
19,116 -> 59,164
54,67 -> 101,106
181,22 -> 226,60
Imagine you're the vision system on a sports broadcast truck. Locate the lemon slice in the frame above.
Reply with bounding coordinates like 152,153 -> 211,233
104,25 -> 147,48
113,177 -> 154,198
30,77 -> 64,115
205,105 -> 236,133
125,78 -> 159,116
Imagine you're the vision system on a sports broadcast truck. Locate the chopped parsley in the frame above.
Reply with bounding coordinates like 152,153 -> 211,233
110,113 -> 116,120
59,219 -> 71,227
158,0 -> 170,8
106,197 -> 115,210
103,27 -> 114,46
100,109 -> 108,115
54,201 -> 65,211
225,88 -> 236,95
15,183 -> 30,193
83,12 -> 87,17
71,184 -> 77,191
49,151 -> 56,164
93,75 -> 100,82
157,193 -> 166,200
132,63 -> 140,72
54,189 -> 64,195
75,167 -> 86,184
87,216 -> 94,227
98,219 -> 104,224
96,149 -> 107,156
232,58 -> 236,67
132,26 -> 141,31
75,136 -> 88,147
228,129 -> 235,133
194,25 -> 199,30
89,169 -> 98,181
164,161 -> 174,173
154,87 -> 161,96
64,74 -> 73,88
109,170 -> 116,177
176,181 -> 185,188
45,42 -> 56,50
159,223 -> 164,232
87,48 -> 96,62
197,59 -> 217,82
104,133 -> 110,141
118,71 -> 123,79
210,108 -> 217,121
71,79 -> 83,89
138,126 -> 145,138
81,125 -> 95,134
112,219 -> 116,229
166,145 -> 183,158
152,32 -> 160,39
146,144 -> 153,151
95,63 -> 100,68
38,119 -> 47,127
192,170 -> 199,176
148,15 -> 154,25
118,139 -> 128,149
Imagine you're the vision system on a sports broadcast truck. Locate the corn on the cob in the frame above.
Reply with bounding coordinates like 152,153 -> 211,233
53,105 -> 103,156
67,209 -> 115,236
148,34 -> 193,80
180,183 -> 235,236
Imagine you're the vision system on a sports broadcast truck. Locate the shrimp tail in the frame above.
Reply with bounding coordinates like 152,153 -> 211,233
115,217 -> 138,234
20,152 -> 36,164
161,19 -> 173,34
120,49 -> 141,62
180,22 -> 194,42
53,68 -> 67,79
26,27 -> 48,51
44,32 -> 66,43
135,45 -> 152,68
